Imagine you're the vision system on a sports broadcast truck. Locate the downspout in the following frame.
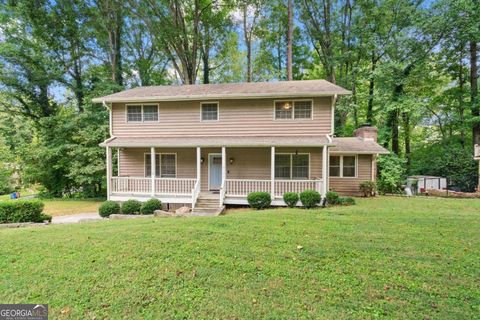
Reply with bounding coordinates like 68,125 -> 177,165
331,94 -> 337,135
103,100 -> 113,137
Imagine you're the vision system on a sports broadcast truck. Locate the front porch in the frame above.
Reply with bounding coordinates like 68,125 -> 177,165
105,143 -> 330,208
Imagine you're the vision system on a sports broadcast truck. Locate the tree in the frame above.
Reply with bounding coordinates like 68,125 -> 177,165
286,0 -> 293,80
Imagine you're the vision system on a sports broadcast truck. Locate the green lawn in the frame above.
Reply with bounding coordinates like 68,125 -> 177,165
0,197 -> 478,319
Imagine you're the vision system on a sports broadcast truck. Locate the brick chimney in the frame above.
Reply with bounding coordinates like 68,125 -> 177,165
354,125 -> 377,142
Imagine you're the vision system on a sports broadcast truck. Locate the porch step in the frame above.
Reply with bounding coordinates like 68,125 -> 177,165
192,193 -> 222,216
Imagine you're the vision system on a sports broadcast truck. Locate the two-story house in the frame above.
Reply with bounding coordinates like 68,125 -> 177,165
93,80 -> 388,212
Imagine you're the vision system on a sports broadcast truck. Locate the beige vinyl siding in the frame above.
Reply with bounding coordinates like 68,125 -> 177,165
118,147 -> 324,192
119,148 -> 196,178
329,154 -> 373,196
111,97 -> 332,137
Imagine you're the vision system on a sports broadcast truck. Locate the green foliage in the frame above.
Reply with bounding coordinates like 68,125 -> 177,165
98,201 -> 121,218
247,192 -> 271,210
338,197 -> 356,206
410,142 -> 478,192
377,155 -> 407,194
359,181 -> 376,197
140,199 -> 163,215
283,192 -> 299,208
325,191 -> 340,206
0,199 -> 45,223
299,189 -> 321,208
121,200 -> 142,215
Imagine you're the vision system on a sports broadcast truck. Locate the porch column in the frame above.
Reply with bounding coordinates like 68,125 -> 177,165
196,147 -> 201,183
106,146 -> 112,200
271,146 -> 275,198
151,147 -> 155,197
322,145 -> 328,198
221,147 -> 226,183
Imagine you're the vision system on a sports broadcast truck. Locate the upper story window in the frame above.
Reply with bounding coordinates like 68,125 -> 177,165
275,100 -> 312,120
201,102 -> 219,121
329,155 -> 356,178
127,104 -> 158,122
275,154 -> 309,179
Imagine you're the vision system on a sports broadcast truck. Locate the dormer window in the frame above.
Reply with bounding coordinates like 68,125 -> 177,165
201,102 -> 219,121
127,104 -> 158,122
275,100 -> 312,120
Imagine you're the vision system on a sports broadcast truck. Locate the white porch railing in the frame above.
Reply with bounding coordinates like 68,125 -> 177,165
224,178 -> 322,198
191,180 -> 201,208
111,177 -> 196,196
225,179 -> 272,197
111,177 -> 151,194
274,179 -> 322,197
155,178 -> 196,195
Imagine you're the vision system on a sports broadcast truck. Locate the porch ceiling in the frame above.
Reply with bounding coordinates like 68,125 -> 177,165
100,135 -> 333,148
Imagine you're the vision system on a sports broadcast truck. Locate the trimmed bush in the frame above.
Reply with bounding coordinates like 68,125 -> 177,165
299,189 -> 321,208
338,197 -> 356,206
140,198 -> 163,215
359,181 -> 376,197
98,201 -> 121,218
37,213 -> 52,223
283,192 -> 299,208
0,199 -> 45,223
247,192 -> 271,210
326,191 -> 340,205
121,199 -> 142,215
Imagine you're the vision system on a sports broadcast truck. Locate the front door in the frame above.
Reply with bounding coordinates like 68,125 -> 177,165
209,154 -> 222,191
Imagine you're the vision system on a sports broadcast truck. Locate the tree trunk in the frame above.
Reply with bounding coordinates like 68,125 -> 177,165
243,6 -> 252,82
402,112 -> 411,170
73,58 -> 84,112
471,41 -> 479,145
286,0 -> 293,81
366,53 -> 376,124
459,54 -> 465,147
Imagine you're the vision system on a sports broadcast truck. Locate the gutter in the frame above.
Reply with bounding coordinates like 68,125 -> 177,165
102,100 -> 113,137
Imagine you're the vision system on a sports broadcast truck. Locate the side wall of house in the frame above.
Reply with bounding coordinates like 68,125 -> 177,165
111,97 -> 333,137
119,147 -> 324,192
329,154 -> 373,196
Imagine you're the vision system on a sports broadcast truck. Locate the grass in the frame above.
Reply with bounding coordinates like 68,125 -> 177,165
0,197 -> 479,319
42,199 -> 103,216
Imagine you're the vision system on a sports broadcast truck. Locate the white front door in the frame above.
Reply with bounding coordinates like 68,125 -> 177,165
209,154 -> 222,190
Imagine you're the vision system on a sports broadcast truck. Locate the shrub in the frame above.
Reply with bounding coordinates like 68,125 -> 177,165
359,181 -> 376,197
377,155 -> 407,194
247,192 -> 271,210
36,213 -> 53,222
299,189 -> 321,208
140,198 -> 163,215
338,197 -> 356,206
283,192 -> 299,208
98,201 -> 121,217
0,199 -> 45,223
325,191 -> 340,205
121,199 -> 142,215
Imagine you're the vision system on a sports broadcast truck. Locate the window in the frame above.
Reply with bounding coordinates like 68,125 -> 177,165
145,154 -> 176,178
275,100 -> 312,120
143,105 -> 159,121
329,155 -> 356,178
275,154 -> 309,179
275,101 -> 293,119
294,101 -> 312,119
160,154 -> 176,178
127,104 -> 158,122
201,103 -> 218,121
127,105 -> 142,122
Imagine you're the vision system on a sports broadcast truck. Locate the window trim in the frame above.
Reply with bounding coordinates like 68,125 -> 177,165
274,153 -> 311,180
200,101 -> 220,122
125,104 -> 160,123
329,154 -> 358,178
273,99 -> 314,121
143,152 -> 177,178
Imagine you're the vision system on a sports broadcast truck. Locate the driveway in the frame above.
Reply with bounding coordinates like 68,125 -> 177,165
52,213 -> 102,224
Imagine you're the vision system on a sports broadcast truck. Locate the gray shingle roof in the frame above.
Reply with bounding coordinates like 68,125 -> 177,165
330,137 -> 389,154
100,135 -> 333,148
92,80 -> 350,103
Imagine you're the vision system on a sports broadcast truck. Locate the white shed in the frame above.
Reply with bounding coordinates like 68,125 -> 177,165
408,176 -> 447,194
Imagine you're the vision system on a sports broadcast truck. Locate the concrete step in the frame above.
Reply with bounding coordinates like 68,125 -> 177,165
196,200 -> 219,205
